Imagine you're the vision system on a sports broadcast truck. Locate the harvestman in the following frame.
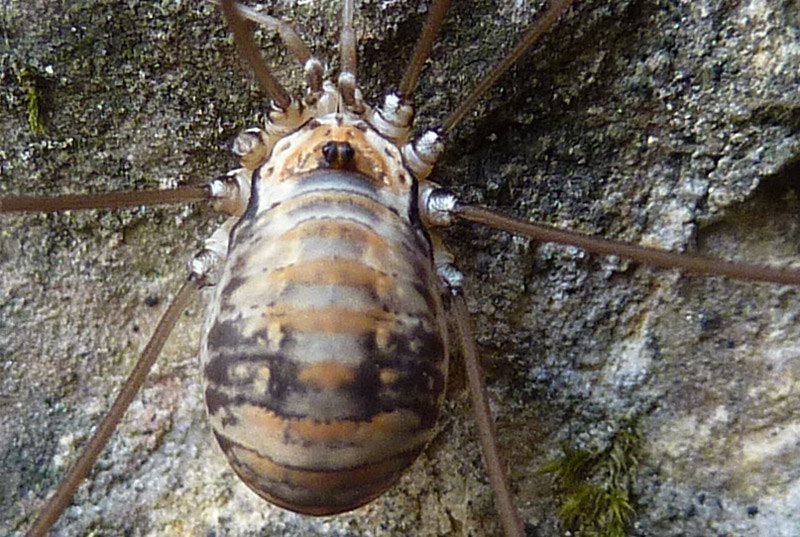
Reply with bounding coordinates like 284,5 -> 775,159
3,1 -> 800,536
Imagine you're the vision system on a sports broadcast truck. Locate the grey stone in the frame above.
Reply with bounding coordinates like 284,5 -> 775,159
2,1 -> 799,536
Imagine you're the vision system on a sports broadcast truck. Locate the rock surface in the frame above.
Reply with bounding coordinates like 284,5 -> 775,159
2,1 -> 799,536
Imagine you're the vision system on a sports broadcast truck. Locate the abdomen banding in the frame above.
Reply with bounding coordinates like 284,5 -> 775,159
201,169 -> 447,515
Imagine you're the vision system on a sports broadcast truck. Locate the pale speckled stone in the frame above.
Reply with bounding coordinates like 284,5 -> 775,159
2,1 -> 800,536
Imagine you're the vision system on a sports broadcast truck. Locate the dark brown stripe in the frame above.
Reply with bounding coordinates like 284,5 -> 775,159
206,320 -> 445,417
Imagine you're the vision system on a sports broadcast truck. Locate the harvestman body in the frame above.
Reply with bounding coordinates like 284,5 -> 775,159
3,0 -> 800,536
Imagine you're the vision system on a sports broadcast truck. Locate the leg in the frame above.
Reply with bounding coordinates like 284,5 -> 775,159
434,239 -> 525,537
24,279 -> 200,537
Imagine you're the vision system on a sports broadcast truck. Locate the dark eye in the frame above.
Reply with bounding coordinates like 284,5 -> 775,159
341,142 -> 355,163
322,141 -> 355,166
322,141 -> 338,164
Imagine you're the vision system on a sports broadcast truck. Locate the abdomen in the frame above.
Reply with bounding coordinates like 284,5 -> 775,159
201,169 -> 447,515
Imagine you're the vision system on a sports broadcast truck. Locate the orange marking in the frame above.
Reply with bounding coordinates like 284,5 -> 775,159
369,411 -> 420,435
291,418 -> 361,444
279,219 -> 390,250
290,409 -> 421,444
269,257 -> 393,298
239,405 -> 289,437
297,361 -> 357,390
237,405 -> 421,446
266,306 -> 394,334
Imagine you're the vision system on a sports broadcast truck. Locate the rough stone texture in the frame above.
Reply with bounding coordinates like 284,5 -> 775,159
2,1 -> 800,536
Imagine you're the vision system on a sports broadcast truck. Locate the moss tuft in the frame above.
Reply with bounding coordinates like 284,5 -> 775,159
17,65 -> 48,134
540,426 -> 640,537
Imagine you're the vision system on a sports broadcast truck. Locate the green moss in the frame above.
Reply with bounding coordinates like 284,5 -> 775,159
17,65 -> 48,134
540,426 -> 641,537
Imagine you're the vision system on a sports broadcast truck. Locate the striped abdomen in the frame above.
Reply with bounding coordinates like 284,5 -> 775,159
201,169 -> 447,515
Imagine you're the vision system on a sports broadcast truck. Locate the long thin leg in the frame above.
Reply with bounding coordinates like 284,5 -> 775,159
398,0 -> 452,99
205,0 -> 323,93
369,0 -> 453,146
419,184 -> 800,285
452,292 -> 525,537
400,1 -> 575,179
338,0 -> 359,109
1,171 -> 249,215
454,202 -> 800,285
0,186 -> 210,213
219,0 -> 292,109
24,279 -> 199,537
442,0 -> 576,133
